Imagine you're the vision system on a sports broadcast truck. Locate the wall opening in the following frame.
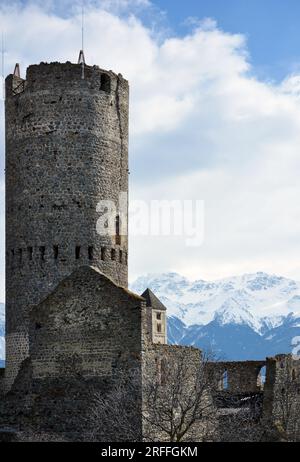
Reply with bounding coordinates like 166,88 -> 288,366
119,250 -> 123,263
115,215 -> 121,245
39,246 -> 46,262
88,246 -> 94,261
219,370 -> 228,391
157,312 -> 162,320
157,323 -> 162,333
53,245 -> 59,260
111,249 -> 116,261
101,247 -> 106,261
257,366 -> 267,390
75,246 -> 81,260
27,246 -> 33,261
100,74 -> 111,93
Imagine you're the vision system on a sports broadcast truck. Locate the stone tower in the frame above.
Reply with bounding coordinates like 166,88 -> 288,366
5,61 -> 129,390
142,289 -> 167,345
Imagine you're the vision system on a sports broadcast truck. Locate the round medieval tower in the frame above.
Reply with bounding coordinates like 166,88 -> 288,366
5,61 -> 129,390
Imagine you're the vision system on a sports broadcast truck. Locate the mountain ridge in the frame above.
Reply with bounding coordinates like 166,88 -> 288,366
130,271 -> 300,360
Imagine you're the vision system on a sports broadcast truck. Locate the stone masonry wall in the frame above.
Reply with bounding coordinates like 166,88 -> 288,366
263,354 -> 300,440
208,360 -> 266,393
5,61 -> 129,390
0,267 -> 145,441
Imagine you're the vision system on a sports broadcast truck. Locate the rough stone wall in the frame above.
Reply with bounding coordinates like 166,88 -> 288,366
0,267 -> 145,441
263,354 -> 300,440
29,267 -> 142,382
5,61 -> 129,390
208,360 -> 266,393
142,343 -> 216,442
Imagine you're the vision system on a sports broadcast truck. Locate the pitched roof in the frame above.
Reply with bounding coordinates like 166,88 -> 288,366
141,288 -> 167,311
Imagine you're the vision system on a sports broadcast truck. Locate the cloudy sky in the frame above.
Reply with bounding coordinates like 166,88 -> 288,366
1,0 -> 300,300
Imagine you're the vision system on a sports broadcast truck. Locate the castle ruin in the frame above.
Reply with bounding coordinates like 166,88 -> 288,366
0,59 -> 299,442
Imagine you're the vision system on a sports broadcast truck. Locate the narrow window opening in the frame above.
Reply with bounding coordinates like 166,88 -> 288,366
27,246 -> 33,261
257,366 -> 267,389
111,249 -> 116,261
11,249 -> 15,258
100,74 -> 111,93
53,245 -> 59,260
156,312 -> 162,321
101,247 -> 106,261
119,250 -> 123,263
221,370 -> 229,390
115,215 -> 121,246
40,246 -> 46,261
75,246 -> 81,260
88,246 -> 94,261
157,323 -> 162,333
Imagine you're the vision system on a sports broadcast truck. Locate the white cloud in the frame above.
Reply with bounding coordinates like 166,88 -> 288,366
0,1 -> 300,300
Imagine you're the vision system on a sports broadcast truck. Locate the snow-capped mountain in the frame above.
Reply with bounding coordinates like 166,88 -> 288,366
130,272 -> 300,360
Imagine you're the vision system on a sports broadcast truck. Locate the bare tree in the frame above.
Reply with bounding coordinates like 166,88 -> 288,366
271,369 -> 300,442
88,351 -> 217,442
142,350 -> 217,442
87,370 -> 143,442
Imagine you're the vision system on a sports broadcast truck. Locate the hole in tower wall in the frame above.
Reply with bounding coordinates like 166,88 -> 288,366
39,246 -> 46,262
100,74 -> 111,93
101,247 -> 106,261
75,246 -> 81,260
115,215 -> 121,246
27,247 -> 33,261
53,245 -> 59,260
111,249 -> 116,261
88,246 -> 94,261
119,250 -> 123,263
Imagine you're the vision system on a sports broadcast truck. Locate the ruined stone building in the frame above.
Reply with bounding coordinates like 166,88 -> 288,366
0,59 -> 299,442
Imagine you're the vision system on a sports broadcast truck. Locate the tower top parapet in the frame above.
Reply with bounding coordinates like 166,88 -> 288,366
5,61 -> 128,98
